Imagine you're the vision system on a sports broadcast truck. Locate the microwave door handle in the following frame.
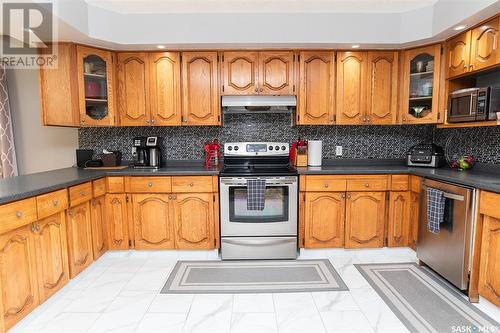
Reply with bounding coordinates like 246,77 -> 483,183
471,94 -> 477,116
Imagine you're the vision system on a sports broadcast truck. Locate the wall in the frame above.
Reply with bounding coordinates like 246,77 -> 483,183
7,69 -> 79,175
79,113 -> 434,161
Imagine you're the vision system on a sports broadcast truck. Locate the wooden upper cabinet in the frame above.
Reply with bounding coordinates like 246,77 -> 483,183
304,192 -> 345,248
33,212 -> 69,303
76,46 -> 115,126
470,16 -> 500,73
66,202 -> 93,278
366,51 -> 398,125
345,191 -> 386,248
259,51 -> 295,95
387,191 -> 410,247
478,215 -> 500,306
117,53 -> 150,126
181,52 -> 220,125
90,196 -> 107,260
297,51 -> 335,125
401,44 -> 441,124
447,31 -> 471,78
0,225 -> 39,330
132,194 -> 175,249
149,52 -> 182,126
223,52 -> 259,95
173,193 -> 215,249
39,43 -> 80,126
222,51 -> 295,95
337,52 -> 367,125
105,194 -> 130,250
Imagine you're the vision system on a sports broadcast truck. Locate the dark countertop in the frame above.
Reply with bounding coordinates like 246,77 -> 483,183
0,159 -> 498,205
297,159 -> 500,194
0,161 -> 220,205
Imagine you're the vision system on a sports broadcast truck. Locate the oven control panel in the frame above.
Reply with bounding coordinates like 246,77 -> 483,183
224,142 -> 289,156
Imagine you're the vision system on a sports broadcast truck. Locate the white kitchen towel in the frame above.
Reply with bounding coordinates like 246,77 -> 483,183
426,187 -> 446,234
247,179 -> 266,210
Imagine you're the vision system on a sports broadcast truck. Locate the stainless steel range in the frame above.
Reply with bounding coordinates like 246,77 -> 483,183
219,142 -> 298,260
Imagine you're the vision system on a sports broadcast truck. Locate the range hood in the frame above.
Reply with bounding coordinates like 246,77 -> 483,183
222,95 -> 296,114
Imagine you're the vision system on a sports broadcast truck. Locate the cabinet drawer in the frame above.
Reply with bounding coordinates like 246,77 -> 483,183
0,197 -> 38,234
128,177 -> 171,193
69,182 -> 93,206
36,189 -> 68,219
304,176 -> 347,192
480,191 -> 500,219
171,176 -> 214,193
93,178 -> 106,197
390,175 -> 409,191
107,177 -> 124,193
346,176 -> 388,191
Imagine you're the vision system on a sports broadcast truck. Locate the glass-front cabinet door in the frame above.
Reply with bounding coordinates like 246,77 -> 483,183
77,46 -> 115,126
401,44 -> 441,124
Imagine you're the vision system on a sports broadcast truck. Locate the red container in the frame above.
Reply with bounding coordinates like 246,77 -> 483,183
85,81 -> 101,98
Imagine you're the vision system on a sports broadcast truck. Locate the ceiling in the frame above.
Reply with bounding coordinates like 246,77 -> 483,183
2,0 -> 499,50
84,0 -> 439,14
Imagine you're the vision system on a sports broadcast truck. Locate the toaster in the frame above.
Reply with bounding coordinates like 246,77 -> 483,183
406,143 -> 445,168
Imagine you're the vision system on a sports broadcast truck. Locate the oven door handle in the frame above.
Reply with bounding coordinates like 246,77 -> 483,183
223,238 -> 293,246
221,181 -> 296,186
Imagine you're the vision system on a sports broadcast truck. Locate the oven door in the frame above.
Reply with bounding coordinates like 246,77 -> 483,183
447,90 -> 478,123
220,176 -> 297,237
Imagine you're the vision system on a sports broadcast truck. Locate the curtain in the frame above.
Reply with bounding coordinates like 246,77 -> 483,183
0,66 -> 18,178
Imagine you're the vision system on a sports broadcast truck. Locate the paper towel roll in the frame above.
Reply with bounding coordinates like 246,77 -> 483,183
308,140 -> 322,166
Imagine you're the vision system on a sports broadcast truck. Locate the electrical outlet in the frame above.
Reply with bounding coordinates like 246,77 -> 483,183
335,146 -> 343,156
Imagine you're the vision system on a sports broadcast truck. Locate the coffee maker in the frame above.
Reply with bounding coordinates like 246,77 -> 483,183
132,136 -> 161,169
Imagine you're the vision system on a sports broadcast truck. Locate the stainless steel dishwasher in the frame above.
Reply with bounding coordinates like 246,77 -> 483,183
417,179 -> 476,291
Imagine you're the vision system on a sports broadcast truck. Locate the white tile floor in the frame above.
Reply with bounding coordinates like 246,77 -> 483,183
10,248 -> 500,333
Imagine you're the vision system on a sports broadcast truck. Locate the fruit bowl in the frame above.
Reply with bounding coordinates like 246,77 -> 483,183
449,155 -> 476,171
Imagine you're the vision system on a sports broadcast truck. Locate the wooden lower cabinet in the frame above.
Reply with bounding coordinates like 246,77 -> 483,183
0,225 -> 39,330
478,215 -> 500,306
33,212 -> 69,303
90,196 -> 107,260
387,192 -> 410,247
132,194 -> 175,249
172,193 -> 215,249
66,202 -> 94,278
345,192 -> 386,248
408,191 -> 420,250
105,194 -> 130,250
304,192 -> 345,248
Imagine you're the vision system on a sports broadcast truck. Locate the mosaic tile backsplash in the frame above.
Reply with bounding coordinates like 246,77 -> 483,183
78,113 -> 500,164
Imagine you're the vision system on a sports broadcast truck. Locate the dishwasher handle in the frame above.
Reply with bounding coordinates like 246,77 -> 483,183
422,184 -> 465,201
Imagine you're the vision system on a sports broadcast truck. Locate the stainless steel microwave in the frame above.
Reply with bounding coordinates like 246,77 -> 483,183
447,87 -> 500,123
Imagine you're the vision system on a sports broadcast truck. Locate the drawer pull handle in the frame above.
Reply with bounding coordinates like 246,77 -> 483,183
148,182 -> 153,187
16,211 -> 23,218
189,183 -> 194,187
324,184 -> 329,188
52,200 -> 59,207
364,183 -> 370,187
80,191 -> 86,196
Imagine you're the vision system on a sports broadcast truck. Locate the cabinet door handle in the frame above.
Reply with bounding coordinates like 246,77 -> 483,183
52,200 -> 59,207
146,119 -> 150,124
259,88 -> 263,92
31,224 -> 37,233
254,87 -> 259,93
341,193 -> 346,198
168,195 -> 172,200
151,119 -> 155,124
347,194 -> 351,199
324,184 -> 329,188
15,211 -> 23,218
171,194 -> 177,200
